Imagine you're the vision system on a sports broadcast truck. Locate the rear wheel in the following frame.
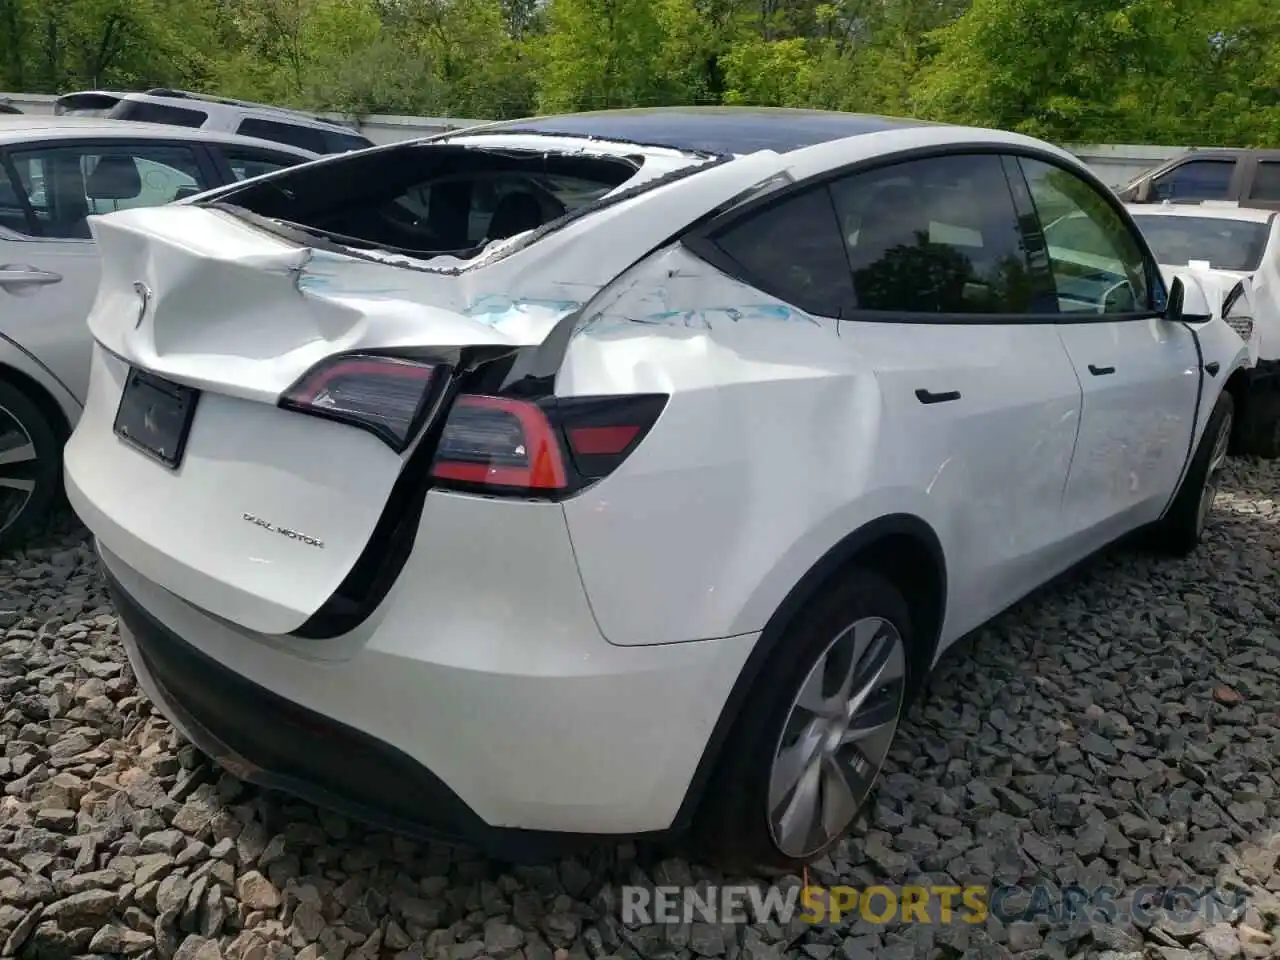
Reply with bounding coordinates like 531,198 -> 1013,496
0,380 -> 62,548
694,570 -> 913,871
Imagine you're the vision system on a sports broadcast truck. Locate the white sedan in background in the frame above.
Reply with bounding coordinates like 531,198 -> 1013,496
0,116 -> 317,543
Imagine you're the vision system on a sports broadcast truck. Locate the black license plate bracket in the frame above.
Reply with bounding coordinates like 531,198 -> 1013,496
113,369 -> 200,469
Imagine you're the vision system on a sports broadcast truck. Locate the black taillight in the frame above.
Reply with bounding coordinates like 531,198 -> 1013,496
279,354 -> 446,452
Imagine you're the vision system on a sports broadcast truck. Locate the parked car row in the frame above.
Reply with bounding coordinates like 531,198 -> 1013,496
51,106 -> 1253,869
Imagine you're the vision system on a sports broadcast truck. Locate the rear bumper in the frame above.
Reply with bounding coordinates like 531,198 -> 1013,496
108,565 -> 510,851
99,534 -> 757,851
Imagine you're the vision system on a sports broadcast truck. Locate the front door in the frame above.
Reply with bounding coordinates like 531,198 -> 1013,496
1020,154 -> 1200,538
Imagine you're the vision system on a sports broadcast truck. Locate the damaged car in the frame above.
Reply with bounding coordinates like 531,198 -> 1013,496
65,107 -> 1250,868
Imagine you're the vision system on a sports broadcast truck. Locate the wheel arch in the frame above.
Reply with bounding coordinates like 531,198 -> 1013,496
670,512 -> 947,831
0,361 -> 76,443
0,335 -> 81,441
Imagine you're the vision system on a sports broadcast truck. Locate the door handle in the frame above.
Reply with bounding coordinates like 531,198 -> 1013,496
0,265 -> 63,288
1088,364 -> 1115,376
1204,361 -> 1220,377
915,388 -> 961,404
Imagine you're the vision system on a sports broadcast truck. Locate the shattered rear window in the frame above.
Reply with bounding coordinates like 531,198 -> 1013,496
205,140 -> 722,273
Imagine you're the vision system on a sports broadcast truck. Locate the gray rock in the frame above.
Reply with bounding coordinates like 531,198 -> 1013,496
2,904 -> 44,956
172,935 -> 223,960
233,871 -> 280,911
19,921 -> 72,960
155,874 -> 192,915
42,890 -> 116,928
1200,924 -> 1243,959
88,925 -> 155,955
141,831 -> 187,857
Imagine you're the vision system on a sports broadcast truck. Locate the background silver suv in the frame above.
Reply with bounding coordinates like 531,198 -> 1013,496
102,89 -> 374,155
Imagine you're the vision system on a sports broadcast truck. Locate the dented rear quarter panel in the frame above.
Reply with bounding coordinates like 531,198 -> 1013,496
553,245 -> 934,648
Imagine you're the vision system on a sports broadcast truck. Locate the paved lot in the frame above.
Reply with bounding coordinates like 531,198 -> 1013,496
1,459 -> 1278,960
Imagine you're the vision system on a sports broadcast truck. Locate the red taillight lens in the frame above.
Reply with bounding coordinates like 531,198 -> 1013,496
280,354 -> 442,452
430,396 -> 568,489
557,394 -> 668,479
430,393 -> 667,495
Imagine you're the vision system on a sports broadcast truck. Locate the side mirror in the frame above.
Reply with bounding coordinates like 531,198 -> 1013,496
1166,275 -> 1185,323
1134,178 -> 1152,203
1165,272 -> 1213,324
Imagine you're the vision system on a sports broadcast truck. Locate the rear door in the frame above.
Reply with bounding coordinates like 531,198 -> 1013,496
1017,154 -> 1200,537
807,151 -> 1083,629
0,137 -> 215,403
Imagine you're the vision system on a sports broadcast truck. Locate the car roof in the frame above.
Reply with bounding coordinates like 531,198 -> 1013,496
1124,202 -> 1276,224
0,115 -> 319,156
461,106 -> 939,157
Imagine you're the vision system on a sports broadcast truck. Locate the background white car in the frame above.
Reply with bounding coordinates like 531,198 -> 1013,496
1118,201 -> 1280,457
65,108 -> 1247,869
0,116 -> 318,542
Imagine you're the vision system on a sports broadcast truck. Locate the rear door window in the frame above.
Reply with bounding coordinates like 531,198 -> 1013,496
6,143 -> 210,239
221,147 -> 306,182
830,153 -> 1038,314
237,119 -> 329,154
1150,159 -> 1235,201
1250,161 -> 1280,202
322,130 -> 374,153
108,100 -> 208,128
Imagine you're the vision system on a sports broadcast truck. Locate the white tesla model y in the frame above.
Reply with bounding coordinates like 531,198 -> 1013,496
64,108 -> 1248,868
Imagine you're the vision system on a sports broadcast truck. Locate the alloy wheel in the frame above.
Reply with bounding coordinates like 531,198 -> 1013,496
767,616 -> 907,860
0,405 -> 39,537
1196,411 -> 1233,537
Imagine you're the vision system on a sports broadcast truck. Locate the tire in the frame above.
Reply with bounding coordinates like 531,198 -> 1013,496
693,570 -> 914,872
1149,390 -> 1234,556
0,379 -> 63,549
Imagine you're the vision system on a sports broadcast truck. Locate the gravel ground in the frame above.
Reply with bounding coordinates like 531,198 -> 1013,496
1,460 -> 1279,960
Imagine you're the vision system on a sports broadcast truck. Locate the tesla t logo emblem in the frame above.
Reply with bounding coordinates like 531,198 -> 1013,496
132,282 -> 152,329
